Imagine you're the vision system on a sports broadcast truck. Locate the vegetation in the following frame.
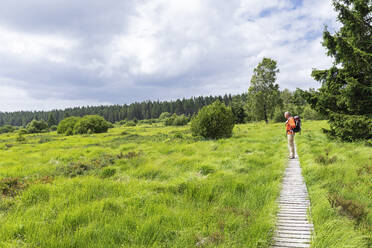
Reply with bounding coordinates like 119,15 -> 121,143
305,0 -> 372,141
0,94 -> 240,127
247,58 -> 281,123
57,116 -> 81,135
73,115 -> 113,135
26,119 -> 49,134
56,116 -> 112,135
297,121 -> 371,248
191,101 -> 235,139
0,121 -> 288,247
0,125 -> 15,134
164,114 -> 189,126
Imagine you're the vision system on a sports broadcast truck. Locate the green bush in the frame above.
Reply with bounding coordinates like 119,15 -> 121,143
273,108 -> 286,123
0,125 -> 15,134
324,113 -> 372,142
164,114 -> 189,126
159,112 -> 171,120
191,100 -> 235,139
18,129 -> 28,135
173,114 -> 189,126
49,125 -> 58,131
126,121 -> 137,127
302,105 -> 323,120
73,115 -> 111,135
57,116 -> 81,134
26,120 -> 48,134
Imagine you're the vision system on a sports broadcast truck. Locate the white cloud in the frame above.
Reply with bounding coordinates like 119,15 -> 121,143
0,0 -> 339,111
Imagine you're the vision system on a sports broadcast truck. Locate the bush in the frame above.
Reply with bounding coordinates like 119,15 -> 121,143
0,125 -> 15,134
126,121 -> 137,127
273,108 -> 286,123
73,115 -> 111,135
18,129 -> 28,135
164,114 -> 189,126
49,125 -> 58,131
324,113 -> 372,142
191,100 -> 235,139
57,116 -> 81,134
159,112 -> 171,120
173,114 -> 189,126
302,105 -> 322,120
26,120 -> 48,133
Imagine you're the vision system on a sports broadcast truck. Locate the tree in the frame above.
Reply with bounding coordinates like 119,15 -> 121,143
230,98 -> 246,124
248,58 -> 281,123
306,0 -> 372,141
47,113 -> 57,127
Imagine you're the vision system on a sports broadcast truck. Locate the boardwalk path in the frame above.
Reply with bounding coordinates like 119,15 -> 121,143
273,147 -> 314,248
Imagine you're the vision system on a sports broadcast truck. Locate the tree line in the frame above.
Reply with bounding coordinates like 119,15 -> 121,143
0,89 -> 319,128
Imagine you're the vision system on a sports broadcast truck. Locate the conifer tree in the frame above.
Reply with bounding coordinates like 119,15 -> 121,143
306,0 -> 372,141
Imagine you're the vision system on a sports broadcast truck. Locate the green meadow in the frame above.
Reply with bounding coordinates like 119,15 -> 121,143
0,122 -> 287,248
0,121 -> 370,247
297,121 -> 371,248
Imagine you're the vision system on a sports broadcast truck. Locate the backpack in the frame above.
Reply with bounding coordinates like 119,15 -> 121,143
293,116 -> 301,133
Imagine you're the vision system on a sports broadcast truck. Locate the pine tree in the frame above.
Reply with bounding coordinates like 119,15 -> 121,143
307,0 -> 372,141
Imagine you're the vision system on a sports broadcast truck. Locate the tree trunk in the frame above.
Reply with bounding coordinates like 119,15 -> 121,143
263,104 -> 268,124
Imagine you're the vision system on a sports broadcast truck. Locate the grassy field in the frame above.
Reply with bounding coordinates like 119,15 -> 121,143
297,121 -> 371,248
0,122 -> 288,248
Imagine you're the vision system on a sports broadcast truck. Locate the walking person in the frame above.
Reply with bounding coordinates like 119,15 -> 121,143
285,112 -> 296,159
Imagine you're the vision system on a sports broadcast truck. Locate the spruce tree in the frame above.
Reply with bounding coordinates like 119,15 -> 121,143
307,0 -> 372,141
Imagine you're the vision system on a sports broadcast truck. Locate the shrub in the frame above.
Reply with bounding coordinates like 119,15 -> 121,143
57,116 -> 81,134
164,114 -> 176,126
159,112 -> 171,120
191,100 -> 235,139
18,128 -> 28,135
126,121 -> 137,127
302,105 -> 322,120
73,115 -> 111,135
164,114 -> 189,126
26,120 -> 48,133
324,113 -> 372,142
0,125 -> 15,134
49,125 -> 58,131
173,114 -> 189,126
273,108 -> 286,123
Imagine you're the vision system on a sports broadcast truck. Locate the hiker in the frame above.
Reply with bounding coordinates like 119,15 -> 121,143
285,111 -> 296,159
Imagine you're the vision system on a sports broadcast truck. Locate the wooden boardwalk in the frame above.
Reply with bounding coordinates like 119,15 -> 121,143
273,149 -> 314,248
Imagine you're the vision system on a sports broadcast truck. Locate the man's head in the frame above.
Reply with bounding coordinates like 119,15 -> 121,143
284,111 -> 291,119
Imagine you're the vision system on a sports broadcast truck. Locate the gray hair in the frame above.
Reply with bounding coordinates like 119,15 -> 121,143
284,111 -> 291,117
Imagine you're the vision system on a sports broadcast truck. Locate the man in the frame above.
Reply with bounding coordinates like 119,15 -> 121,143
285,112 -> 296,159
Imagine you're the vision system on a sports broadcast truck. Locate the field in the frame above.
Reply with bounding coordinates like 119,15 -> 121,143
0,121 -> 370,248
297,121 -> 371,248
0,122 -> 287,248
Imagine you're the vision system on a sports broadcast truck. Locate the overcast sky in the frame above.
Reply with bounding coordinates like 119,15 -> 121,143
0,0 -> 338,112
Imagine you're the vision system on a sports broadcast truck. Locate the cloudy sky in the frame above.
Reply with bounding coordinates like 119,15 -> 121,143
0,0 -> 339,112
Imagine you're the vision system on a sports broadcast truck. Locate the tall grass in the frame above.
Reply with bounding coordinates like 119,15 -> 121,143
0,122 -> 287,247
297,121 -> 371,248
